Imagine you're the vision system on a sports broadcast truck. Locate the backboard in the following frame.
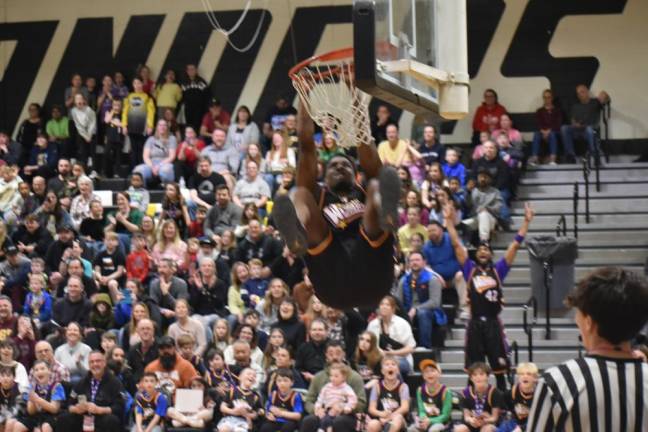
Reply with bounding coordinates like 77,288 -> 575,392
353,0 -> 469,120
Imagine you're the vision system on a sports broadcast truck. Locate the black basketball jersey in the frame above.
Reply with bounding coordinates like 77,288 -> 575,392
206,367 -> 235,390
418,384 -> 448,418
136,392 -> 161,424
0,384 -> 19,412
376,380 -> 404,413
318,184 -> 366,240
462,385 -> 503,417
225,387 -> 263,415
467,265 -> 504,317
270,390 -> 298,412
507,383 -> 534,424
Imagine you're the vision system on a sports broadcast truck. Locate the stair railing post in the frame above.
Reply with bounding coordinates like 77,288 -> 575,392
543,259 -> 552,340
573,182 -> 579,238
582,159 -> 590,223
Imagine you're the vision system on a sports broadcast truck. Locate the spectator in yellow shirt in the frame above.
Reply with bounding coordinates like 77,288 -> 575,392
155,69 -> 183,119
397,206 -> 428,254
377,124 -> 422,167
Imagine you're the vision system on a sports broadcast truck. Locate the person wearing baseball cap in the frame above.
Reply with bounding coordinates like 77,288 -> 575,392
144,335 -> 197,396
410,359 -> 451,432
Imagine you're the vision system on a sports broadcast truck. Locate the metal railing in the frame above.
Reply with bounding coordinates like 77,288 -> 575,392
555,214 -> 567,237
542,260 -> 553,340
573,182 -> 579,238
581,159 -> 591,223
523,296 -> 538,361
602,100 -> 611,164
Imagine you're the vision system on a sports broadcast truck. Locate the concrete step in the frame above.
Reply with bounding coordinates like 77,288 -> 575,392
522,167 -> 648,182
438,348 -> 579,365
517,182 -> 648,199
505,265 -> 643,285
510,213 -> 647,230
444,338 -> 580,349
504,248 -> 648,267
448,326 -> 580,342
511,198 -> 648,214
493,230 -> 648,247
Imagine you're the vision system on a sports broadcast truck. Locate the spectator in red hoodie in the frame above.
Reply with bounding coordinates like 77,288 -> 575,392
472,89 -> 507,146
126,233 -> 150,284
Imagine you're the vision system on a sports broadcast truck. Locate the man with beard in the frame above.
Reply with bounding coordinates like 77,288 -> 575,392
106,346 -> 136,396
127,318 -> 158,382
204,185 -> 242,242
56,351 -> 124,432
300,341 -> 366,432
295,319 -> 330,382
444,203 -> 534,391
188,156 -> 226,211
273,102 -> 400,309
46,158 -> 72,197
0,296 -> 16,341
0,247 -> 31,310
28,341 -> 70,385
149,258 -> 189,322
234,219 -> 282,277
144,336 -> 197,397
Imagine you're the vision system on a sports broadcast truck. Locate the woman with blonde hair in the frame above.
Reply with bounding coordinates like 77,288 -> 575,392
69,175 -> 99,230
120,301 -> 151,351
133,118 -> 177,185
256,278 -> 290,333
262,327 -> 286,370
151,219 -> 187,269
265,130 -> 296,189
228,262 -> 249,323
140,214 -> 158,250
353,331 -> 383,388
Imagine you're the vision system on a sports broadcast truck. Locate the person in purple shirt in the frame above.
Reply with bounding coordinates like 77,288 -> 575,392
443,202 -> 535,391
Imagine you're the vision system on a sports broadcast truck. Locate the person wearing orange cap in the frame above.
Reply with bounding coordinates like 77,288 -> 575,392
409,359 -> 452,432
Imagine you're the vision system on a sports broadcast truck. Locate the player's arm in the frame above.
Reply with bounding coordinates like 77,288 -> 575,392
443,204 -> 467,266
296,100 -> 319,195
353,94 -> 382,180
504,203 -> 534,266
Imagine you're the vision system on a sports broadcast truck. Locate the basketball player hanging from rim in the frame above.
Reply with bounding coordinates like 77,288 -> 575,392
273,93 -> 401,310
443,202 -> 535,391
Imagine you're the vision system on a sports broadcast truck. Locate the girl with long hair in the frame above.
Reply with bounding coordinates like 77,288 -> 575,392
161,182 -> 191,236
256,278 -> 290,333
151,219 -> 187,269
262,327 -> 286,370
265,130 -> 296,189
228,262 -> 249,324
353,331 -> 383,388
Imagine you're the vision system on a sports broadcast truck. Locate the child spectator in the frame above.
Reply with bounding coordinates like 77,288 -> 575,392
454,362 -> 504,432
103,99 -> 124,178
204,349 -> 236,400
367,356 -> 410,432
442,148 -> 466,187
314,362 -> 358,432
242,258 -> 269,308
134,372 -> 168,432
471,131 -> 489,161
189,206 -> 207,238
448,177 -> 467,216
262,347 -> 306,399
208,319 -> 231,353
100,332 -> 117,354
87,294 -> 115,347
184,237 -> 200,277
260,368 -> 303,432
411,359 -> 452,432
217,368 -> 264,432
167,376 -> 215,429
23,274 -> 53,326
93,231 -> 126,303
127,173 -> 150,213
0,366 -> 21,431
161,182 -> 191,237
177,333 -> 206,375
126,233 -> 150,284
499,362 -> 538,432
14,360 -> 65,432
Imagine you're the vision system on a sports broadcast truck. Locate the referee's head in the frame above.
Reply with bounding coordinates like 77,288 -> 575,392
566,267 -> 648,349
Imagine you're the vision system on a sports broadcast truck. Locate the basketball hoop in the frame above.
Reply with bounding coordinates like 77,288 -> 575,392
289,48 -> 372,149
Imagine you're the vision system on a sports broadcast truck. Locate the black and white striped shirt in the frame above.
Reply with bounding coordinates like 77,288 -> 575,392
527,355 -> 648,431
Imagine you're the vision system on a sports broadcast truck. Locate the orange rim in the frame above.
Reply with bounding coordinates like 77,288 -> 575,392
288,47 -> 354,82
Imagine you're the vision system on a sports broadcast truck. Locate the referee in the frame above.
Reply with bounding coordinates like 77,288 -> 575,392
527,267 -> 648,431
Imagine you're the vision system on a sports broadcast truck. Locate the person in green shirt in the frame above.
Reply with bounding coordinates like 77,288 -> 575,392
411,359 -> 452,432
46,105 -> 69,155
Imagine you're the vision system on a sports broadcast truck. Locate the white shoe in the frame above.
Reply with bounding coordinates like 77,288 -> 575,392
459,310 -> 470,322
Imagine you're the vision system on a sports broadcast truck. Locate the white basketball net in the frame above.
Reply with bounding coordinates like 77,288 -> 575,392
291,55 -> 373,149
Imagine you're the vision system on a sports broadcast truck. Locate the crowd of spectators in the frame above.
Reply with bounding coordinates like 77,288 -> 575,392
0,62 -> 639,432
